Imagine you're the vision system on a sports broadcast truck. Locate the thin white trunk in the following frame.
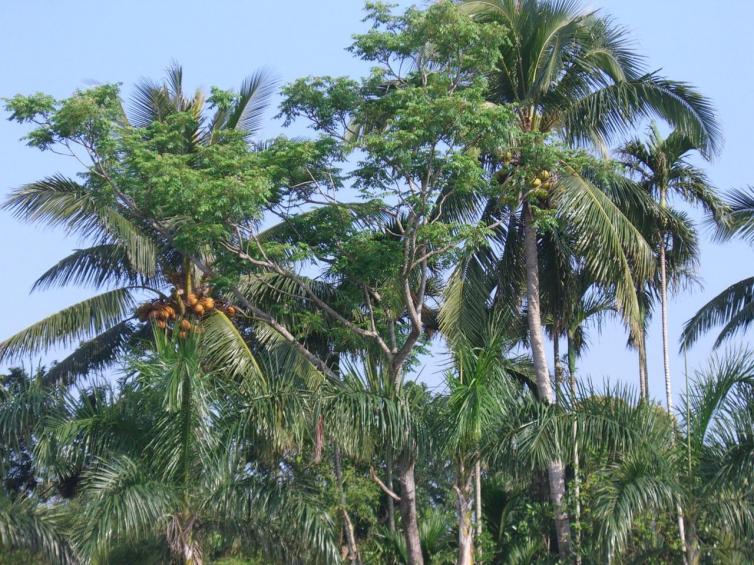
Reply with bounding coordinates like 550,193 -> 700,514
659,191 -> 673,413
399,452 -> 424,565
456,460 -> 475,565
524,207 -> 571,558
474,458 -> 482,557
567,337 -> 582,565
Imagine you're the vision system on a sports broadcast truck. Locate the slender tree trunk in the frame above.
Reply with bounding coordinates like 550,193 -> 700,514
398,449 -> 424,565
658,190 -> 673,412
637,329 -> 649,400
567,334 -> 582,565
637,344 -> 646,400
553,329 -> 562,405
334,446 -> 361,564
658,190 -> 688,559
523,206 -> 572,558
474,458 -> 482,559
455,459 -> 475,565
387,453 -> 396,533
685,517 -> 700,565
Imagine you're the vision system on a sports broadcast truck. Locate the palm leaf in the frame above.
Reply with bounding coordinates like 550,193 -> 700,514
681,277 -> 754,349
555,169 -> 653,335
199,310 -> 265,385
0,495 -> 73,564
4,176 -> 157,276
44,321 -> 141,386
0,288 -> 136,362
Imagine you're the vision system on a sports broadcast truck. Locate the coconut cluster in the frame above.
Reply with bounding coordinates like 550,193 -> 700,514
136,289 -> 237,339
530,169 -> 553,199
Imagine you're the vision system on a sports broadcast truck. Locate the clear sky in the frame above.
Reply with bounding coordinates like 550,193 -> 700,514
1,1 -> 753,404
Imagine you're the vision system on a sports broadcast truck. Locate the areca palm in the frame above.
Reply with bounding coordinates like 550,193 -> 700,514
0,64 -> 275,385
619,124 -> 724,411
440,317 -> 531,565
682,187 -> 754,350
3,332 -> 336,564
585,351 -> 754,563
458,1 -> 720,554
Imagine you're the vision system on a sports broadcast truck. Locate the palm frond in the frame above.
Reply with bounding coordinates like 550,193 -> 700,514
556,168 -> 653,335
200,310 -> 265,385
44,321 -> 139,386
680,277 -> 754,349
72,455 -> 176,561
0,495 -> 73,564
224,69 -> 277,136
0,288 -> 136,362
4,176 -> 157,275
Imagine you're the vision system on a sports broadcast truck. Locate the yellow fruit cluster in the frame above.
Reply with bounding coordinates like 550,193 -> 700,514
135,288 -> 238,338
530,170 -> 553,199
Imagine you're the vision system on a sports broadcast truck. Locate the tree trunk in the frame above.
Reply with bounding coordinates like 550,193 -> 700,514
523,207 -> 572,558
474,458 -> 482,559
567,334 -> 582,565
399,450 -> 424,565
658,194 -> 673,413
387,453 -> 396,533
685,517 -> 700,565
553,329 -> 562,405
637,329 -> 649,400
334,446 -> 361,564
455,460 -> 475,565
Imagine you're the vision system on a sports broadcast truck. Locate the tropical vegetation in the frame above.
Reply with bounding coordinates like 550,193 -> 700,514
0,2 -> 751,564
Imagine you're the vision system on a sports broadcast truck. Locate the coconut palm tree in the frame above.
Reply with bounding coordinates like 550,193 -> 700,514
0,64 -> 275,385
458,1 -> 720,554
682,187 -> 754,350
619,124 -> 724,411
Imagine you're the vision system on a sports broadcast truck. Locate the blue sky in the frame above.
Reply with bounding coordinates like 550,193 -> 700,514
1,1 -> 753,404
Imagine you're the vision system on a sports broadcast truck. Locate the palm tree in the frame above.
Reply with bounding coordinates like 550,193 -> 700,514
459,1 -> 720,554
682,187 -> 754,350
587,351 -> 754,563
619,124 -> 724,411
0,331 -> 337,564
0,64 -> 275,385
441,316 -> 531,564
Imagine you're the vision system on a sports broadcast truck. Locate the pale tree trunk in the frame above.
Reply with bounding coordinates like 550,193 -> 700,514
387,453 -> 396,533
474,458 -> 482,559
399,449 -> 424,565
637,329 -> 649,400
567,334 -> 582,565
455,459 -> 475,565
658,189 -> 673,412
334,446 -> 361,564
658,188 -> 688,560
523,207 -> 572,558
685,517 -> 700,565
